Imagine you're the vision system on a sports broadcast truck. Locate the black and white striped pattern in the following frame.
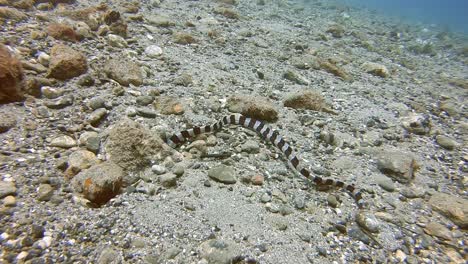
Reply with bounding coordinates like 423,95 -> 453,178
165,114 -> 363,207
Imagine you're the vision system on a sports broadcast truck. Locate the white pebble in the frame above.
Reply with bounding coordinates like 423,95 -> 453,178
151,164 -> 166,175
145,45 -> 163,58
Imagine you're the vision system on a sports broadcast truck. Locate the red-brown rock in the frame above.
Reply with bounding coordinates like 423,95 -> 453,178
47,23 -> 79,42
47,44 -> 88,80
0,44 -> 25,103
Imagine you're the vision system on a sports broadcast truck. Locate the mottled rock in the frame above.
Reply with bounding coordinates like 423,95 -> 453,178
107,34 -> 127,48
41,86 -> 64,99
0,44 -> 25,103
146,15 -> 175,27
144,45 -> 163,58
78,132 -> 100,153
173,32 -> 197,45
240,140 -> 260,153
64,149 -> 99,178
356,211 -> 380,233
400,113 -> 430,135
154,96 -> 184,115
173,72 -> 193,86
208,165 -> 236,184
429,193 -> 468,229
105,118 -> 166,172
47,23 -> 78,42
361,62 -> 390,78
0,111 -> 17,133
44,94 -> 74,109
283,69 -> 309,85
104,58 -> 143,86
0,181 -> 16,198
97,247 -> 123,264
326,24 -> 345,38
72,162 -> 124,205
435,135 -> 458,150
47,44 -> 87,80
227,95 -> 278,122
50,135 -> 77,148
199,239 -> 239,264
159,173 -> 177,188
250,174 -> 264,185
283,90 -> 335,114
376,151 -> 418,183
86,108 -> 107,126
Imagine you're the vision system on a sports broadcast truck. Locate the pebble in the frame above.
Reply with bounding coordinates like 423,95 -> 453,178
137,108 -> 157,118
49,135 -> 77,148
356,211 -> 380,233
79,132 -> 100,153
0,112 -> 17,133
376,176 -> 395,192
41,86 -> 63,99
144,45 -> 163,58
65,149 -> 99,178
88,97 -> 106,110
107,34 -> 128,48
207,165 -> 237,184
44,95 -> 74,109
172,164 -> 185,177
250,174 -> 264,185
435,135 -> 457,150
151,164 -> 166,175
199,239 -> 239,264
37,184 -> 54,201
424,222 -> 452,240
0,181 -> 16,198
260,192 -> 271,203
429,192 -> 468,229
241,140 -> 260,153
376,151 -> 418,183
327,194 -> 339,208
159,173 -> 178,188
3,195 -> 16,207
86,108 -> 107,126
136,95 -> 154,106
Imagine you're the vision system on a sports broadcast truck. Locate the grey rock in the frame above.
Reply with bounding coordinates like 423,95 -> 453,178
50,135 -> 77,148
44,94 -> 74,109
65,149 -> 99,177
151,164 -> 166,175
400,113 -> 430,135
260,192 -> 271,203
376,176 -> 395,192
172,164 -> 185,177
240,140 -> 260,153
327,195 -> 339,208
400,186 -> 425,198
283,69 -> 309,85
424,222 -> 452,241
104,59 -> 143,86
88,97 -> 106,110
0,181 -> 16,198
136,108 -> 157,118
0,112 -> 16,133
41,86 -> 63,99
37,184 -> 54,201
356,211 -> 380,233
144,45 -> 163,58
208,165 -> 237,184
435,135 -> 458,150
97,247 -> 123,264
159,173 -> 177,188
199,239 -> 239,264
79,132 -> 100,153
376,151 -> 418,183
136,95 -> 154,106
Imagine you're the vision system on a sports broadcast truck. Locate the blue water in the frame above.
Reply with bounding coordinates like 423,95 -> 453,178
338,0 -> 468,34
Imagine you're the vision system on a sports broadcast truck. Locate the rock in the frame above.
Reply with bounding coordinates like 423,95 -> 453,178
37,184 -> 54,201
326,24 -> 345,38
429,193 -> 468,229
227,95 -> 278,122
0,7 -> 27,22
0,181 -> 16,198
86,108 -> 107,126
400,186 -> 425,198
3,195 -> 16,207
356,211 -> 380,233
0,44 -> 25,103
376,151 -> 419,183
144,45 -> 163,58
47,23 -> 78,42
283,69 -> 309,85
172,164 -> 185,177
435,135 -> 458,150
361,62 -> 390,78
104,58 -> 143,86
317,58 -> 352,81
50,135 -> 77,148
72,162 -> 124,205
283,90 -> 335,114
376,176 -> 395,192
0,111 -> 17,133
79,132 -> 100,153
159,173 -> 177,188
424,222 -> 452,240
44,94 -> 74,109
107,34 -> 127,48
64,149 -> 99,178
105,118 -> 166,172
47,44 -> 87,80
136,95 -> 154,106
199,239 -> 239,264
151,165 -> 166,175
97,247 -> 123,264
146,15 -> 175,27
439,99 -> 459,116
136,108 -> 157,118
154,96 -> 184,115
41,86 -> 64,99
173,32 -> 197,45
208,165 -> 236,184
400,113 -> 430,135
327,195 -> 338,208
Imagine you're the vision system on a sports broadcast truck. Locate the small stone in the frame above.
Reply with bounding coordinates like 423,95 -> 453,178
136,108 -> 157,118
47,23 -> 78,42
136,95 -> 154,106
78,132 -> 100,153
71,162 -> 124,205
327,195 -> 339,208
144,45 -> 163,58
41,86 -> 63,99
199,239 -> 239,264
44,94 -> 74,109
283,90 -> 335,114
172,164 -> 185,177
3,195 -> 16,207
260,193 -> 271,203
400,113 -> 430,135
173,72 -> 193,86
173,32 -> 197,45
97,247 -> 123,264
50,135 -> 77,148
424,222 -> 452,240
208,165 -> 236,184
283,69 -> 309,85
151,165 -> 166,175
159,173 -> 178,188
30,225 -> 45,239
107,34 -> 127,48
86,108 -> 107,126
251,174 -> 264,185
376,151 -> 419,183
87,97 -> 106,110
435,135 -> 458,150
64,149 -> 99,178
227,95 -> 278,122
47,44 -> 87,80
37,184 -> 54,201
104,58 -> 143,86
356,211 -> 380,233
376,176 -> 395,192
154,96 -> 184,115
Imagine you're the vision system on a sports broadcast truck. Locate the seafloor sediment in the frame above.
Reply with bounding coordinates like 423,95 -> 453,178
0,0 -> 467,263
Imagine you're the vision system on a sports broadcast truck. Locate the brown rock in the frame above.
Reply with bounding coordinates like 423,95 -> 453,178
251,174 -> 264,186
283,90 -> 336,114
47,44 -> 88,80
71,162 -> 124,205
361,62 -> 390,78
429,193 -> 468,229
64,149 -> 99,179
317,58 -> 352,81
424,222 -> 452,240
104,58 -> 142,86
173,32 -> 197,45
227,95 -> 278,122
47,23 -> 79,42
376,151 -> 419,183
0,44 -> 25,103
